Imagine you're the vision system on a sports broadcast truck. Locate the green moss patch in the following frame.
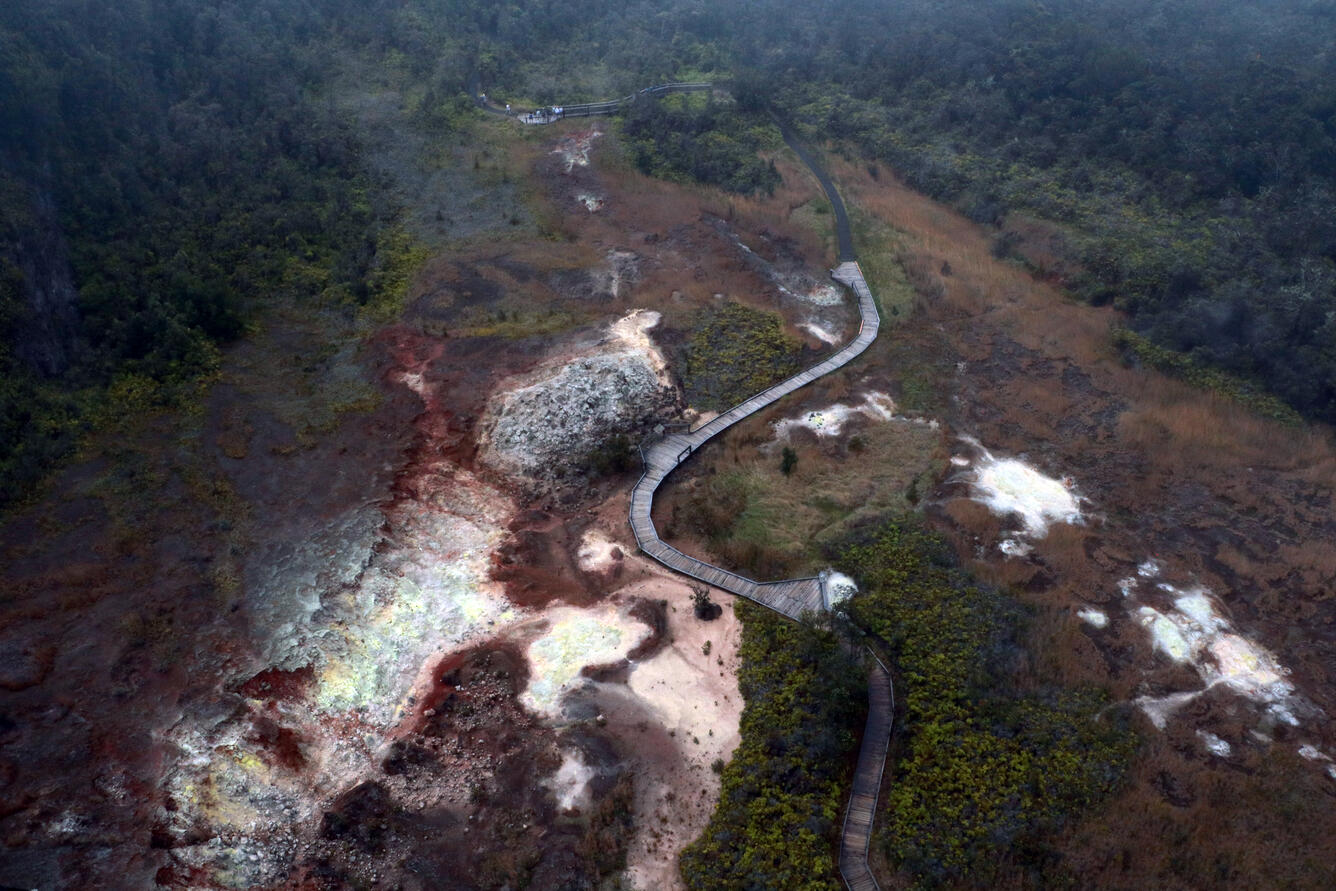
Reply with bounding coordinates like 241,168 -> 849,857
682,301 -> 803,411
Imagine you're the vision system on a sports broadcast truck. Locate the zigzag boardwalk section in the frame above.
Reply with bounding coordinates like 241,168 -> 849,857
519,81 -> 892,889
627,259 -> 878,620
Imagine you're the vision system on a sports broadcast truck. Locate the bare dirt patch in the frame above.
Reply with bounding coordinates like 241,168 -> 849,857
602,570 -> 745,891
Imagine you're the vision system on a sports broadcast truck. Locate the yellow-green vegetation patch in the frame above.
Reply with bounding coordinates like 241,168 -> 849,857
450,304 -> 590,340
680,601 -> 862,891
682,301 -> 803,410
788,197 -> 837,257
839,521 -> 1136,885
225,332 -> 385,449
850,211 -> 916,321
359,224 -> 434,325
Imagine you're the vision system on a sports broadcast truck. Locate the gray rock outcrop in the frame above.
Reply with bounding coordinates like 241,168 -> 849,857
480,328 -> 678,490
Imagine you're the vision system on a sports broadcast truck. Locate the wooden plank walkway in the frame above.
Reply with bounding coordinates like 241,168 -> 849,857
840,653 -> 894,891
627,259 -> 878,620
522,82 -> 894,889
628,264 -> 892,891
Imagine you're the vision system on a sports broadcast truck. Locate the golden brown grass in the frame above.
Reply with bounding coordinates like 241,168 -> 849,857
820,146 -> 1336,890
484,116 -> 1336,891
828,151 -> 1336,480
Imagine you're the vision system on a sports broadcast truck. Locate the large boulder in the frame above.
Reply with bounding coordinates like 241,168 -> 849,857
479,311 -> 679,490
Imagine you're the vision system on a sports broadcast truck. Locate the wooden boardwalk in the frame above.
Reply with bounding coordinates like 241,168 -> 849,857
627,260 -> 879,620
626,262 -> 891,890
518,81 -> 893,890
840,654 -> 894,891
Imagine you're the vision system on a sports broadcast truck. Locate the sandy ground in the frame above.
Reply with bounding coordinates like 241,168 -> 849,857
564,489 -> 744,890
601,568 -> 743,890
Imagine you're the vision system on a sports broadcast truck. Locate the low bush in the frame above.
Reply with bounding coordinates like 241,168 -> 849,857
681,301 -> 803,410
680,601 -> 863,890
839,521 -> 1136,885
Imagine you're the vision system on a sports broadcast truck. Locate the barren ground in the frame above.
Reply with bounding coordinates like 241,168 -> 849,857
0,120 -> 836,890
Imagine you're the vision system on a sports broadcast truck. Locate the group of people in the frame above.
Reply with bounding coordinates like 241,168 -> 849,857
519,105 -> 564,124
479,91 -> 567,125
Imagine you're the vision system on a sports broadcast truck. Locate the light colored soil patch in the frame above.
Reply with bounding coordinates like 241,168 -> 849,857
548,487 -> 746,890
611,569 -> 744,891
577,528 -> 622,572
965,450 -> 1083,538
769,390 -> 899,440
520,603 -> 652,716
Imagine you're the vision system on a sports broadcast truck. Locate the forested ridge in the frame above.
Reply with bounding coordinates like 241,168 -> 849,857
754,0 -> 1336,424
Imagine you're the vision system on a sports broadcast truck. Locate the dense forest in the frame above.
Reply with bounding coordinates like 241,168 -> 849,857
622,94 -> 782,195
4,0 -> 1335,503
0,0 -> 484,504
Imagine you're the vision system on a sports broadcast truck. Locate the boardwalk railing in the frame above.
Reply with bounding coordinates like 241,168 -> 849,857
563,82 -> 713,117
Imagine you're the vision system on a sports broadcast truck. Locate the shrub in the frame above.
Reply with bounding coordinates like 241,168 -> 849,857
680,602 -> 862,890
839,521 -> 1136,884
691,584 -> 722,620
682,301 -> 803,411
622,94 -> 782,196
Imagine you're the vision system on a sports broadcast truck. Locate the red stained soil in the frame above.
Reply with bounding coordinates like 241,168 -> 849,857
493,510 -> 600,608
249,715 -> 309,772
236,665 -> 316,703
